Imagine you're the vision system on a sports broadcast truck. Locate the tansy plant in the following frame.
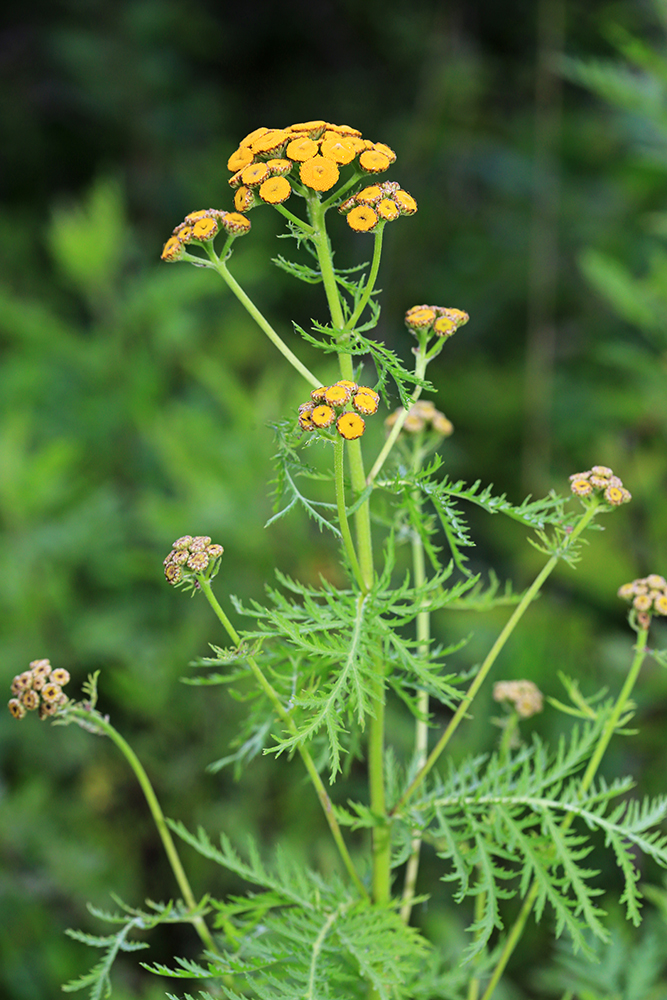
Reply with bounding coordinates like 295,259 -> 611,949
10,120 -> 667,1000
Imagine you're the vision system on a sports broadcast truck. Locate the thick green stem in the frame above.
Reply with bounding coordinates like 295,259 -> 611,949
197,578 -> 368,900
210,255 -> 321,388
67,707 -> 217,955
391,501 -> 602,817
479,626 -> 649,1000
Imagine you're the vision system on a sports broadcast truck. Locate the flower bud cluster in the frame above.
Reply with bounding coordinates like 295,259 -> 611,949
298,381 -> 380,441
161,209 -> 251,261
385,400 -> 453,438
493,680 -> 544,719
404,304 -> 469,339
338,181 -> 417,233
163,536 -> 224,586
569,466 -> 631,506
226,121 -> 398,209
8,660 -> 70,721
618,575 -> 667,629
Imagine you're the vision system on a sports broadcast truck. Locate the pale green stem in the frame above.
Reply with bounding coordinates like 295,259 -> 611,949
346,226 -> 385,330
368,667 -> 391,906
272,202 -> 315,234
67,706 -> 217,956
391,500 -> 602,817
197,577 -> 368,900
467,885 -> 487,1000
400,440 -> 430,924
479,626 -> 649,1000
367,346 -> 428,485
333,436 -> 364,589
209,254 -> 321,388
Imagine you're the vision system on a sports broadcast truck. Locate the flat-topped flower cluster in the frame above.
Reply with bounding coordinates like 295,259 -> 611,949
298,380 -> 380,440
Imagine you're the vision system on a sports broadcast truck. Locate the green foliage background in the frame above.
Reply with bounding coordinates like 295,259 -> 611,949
1,0 -> 666,997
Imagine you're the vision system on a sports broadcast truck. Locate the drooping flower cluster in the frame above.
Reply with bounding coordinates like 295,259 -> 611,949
338,181 -> 417,233
8,660 -> 70,721
226,121 -> 397,212
493,680 -> 544,719
163,536 -> 224,586
404,305 -> 469,339
569,466 -> 631,506
618,575 -> 667,630
298,381 -> 380,441
385,399 -> 453,438
161,209 -> 251,261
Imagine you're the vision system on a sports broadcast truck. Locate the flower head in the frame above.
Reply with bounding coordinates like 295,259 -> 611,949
493,680 -> 543,719
164,536 -> 224,587
297,382 -> 379,441
618,574 -> 667,629
570,467 -> 631,506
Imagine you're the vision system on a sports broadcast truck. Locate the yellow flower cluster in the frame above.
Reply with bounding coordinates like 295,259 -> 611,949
569,466 -> 631,506
161,209 -> 251,261
338,181 -> 417,233
163,535 -> 224,585
493,679 -> 544,719
404,304 -> 469,339
298,380 -> 380,440
8,659 -> 70,720
618,575 -> 667,630
385,400 -> 453,437
226,121 -> 397,210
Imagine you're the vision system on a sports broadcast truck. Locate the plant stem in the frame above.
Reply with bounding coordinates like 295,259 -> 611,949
367,345 -> 428,486
333,436 -> 365,589
67,707 -> 217,956
209,254 -> 322,388
346,226 -> 384,330
391,500 -> 602,817
478,625 -> 649,1000
197,578 -> 369,900
368,667 -> 391,906
400,439 -> 430,923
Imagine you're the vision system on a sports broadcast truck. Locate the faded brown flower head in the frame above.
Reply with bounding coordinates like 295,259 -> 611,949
493,680 -> 544,719
8,659 -> 71,720
569,467 -> 631,505
163,536 -> 224,586
618,574 -> 667,627
385,399 -> 454,439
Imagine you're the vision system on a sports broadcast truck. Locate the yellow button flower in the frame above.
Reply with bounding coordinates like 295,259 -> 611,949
337,412 -> 365,440
259,176 -> 292,204
320,136 -> 358,165
234,186 -> 254,212
241,162 -> 270,187
346,205 -> 379,232
359,149 -> 392,173
377,198 -> 399,221
286,136 -> 320,162
311,405 -> 336,428
227,146 -> 255,171
161,236 -> 185,261
299,155 -> 340,191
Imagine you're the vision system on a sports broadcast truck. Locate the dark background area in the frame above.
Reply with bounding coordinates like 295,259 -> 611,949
1,1 -> 666,997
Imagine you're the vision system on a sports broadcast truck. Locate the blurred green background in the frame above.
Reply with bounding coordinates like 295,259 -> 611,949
1,0 -> 666,997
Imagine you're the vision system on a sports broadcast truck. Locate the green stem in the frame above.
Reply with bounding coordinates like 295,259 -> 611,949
210,254 -> 322,388
391,500 -> 602,817
334,436 -> 365,589
346,226 -> 384,330
272,202 -> 315,234
368,668 -> 391,906
400,443 -> 430,924
197,577 -> 369,900
367,346 -> 428,486
479,626 -> 649,1000
67,707 -> 217,955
